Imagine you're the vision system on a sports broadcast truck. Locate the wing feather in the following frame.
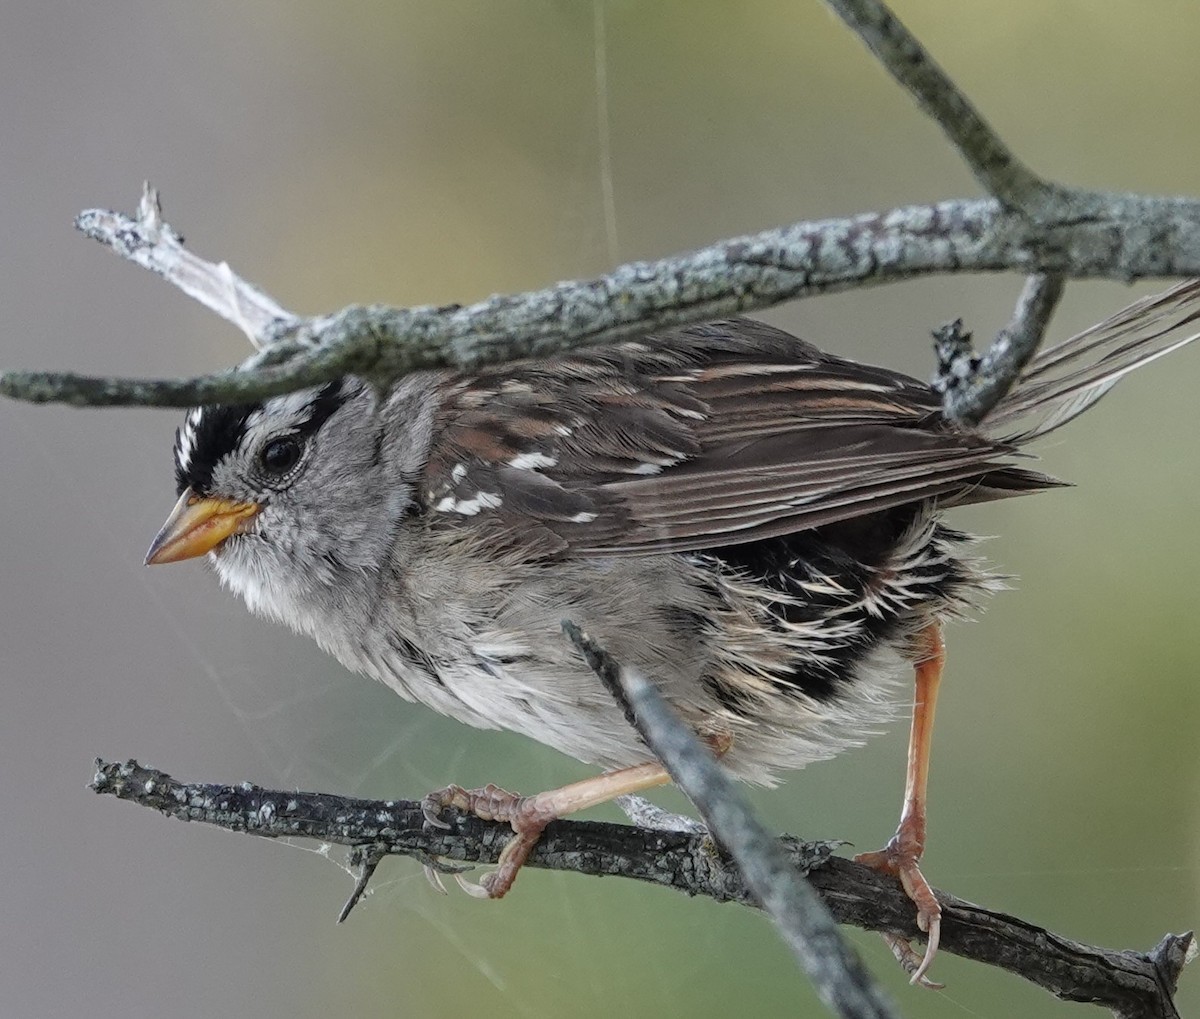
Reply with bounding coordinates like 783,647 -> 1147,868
420,319 -> 1051,555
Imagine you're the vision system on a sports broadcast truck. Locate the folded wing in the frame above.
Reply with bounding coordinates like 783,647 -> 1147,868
421,319 -> 1057,555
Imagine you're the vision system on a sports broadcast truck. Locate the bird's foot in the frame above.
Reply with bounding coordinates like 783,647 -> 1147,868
855,825 -> 943,989
421,783 -> 555,899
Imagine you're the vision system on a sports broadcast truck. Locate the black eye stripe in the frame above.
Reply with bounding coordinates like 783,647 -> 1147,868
174,380 -> 348,495
293,381 -> 349,440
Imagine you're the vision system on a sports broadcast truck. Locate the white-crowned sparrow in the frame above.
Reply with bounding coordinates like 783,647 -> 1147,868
145,283 -> 1200,982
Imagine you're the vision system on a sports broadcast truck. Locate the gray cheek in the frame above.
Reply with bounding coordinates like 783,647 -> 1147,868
251,505 -> 299,551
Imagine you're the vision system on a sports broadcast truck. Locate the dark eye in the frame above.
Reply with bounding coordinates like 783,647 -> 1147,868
260,436 -> 303,475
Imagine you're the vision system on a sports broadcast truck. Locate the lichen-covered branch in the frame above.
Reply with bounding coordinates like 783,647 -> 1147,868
91,759 -> 1192,1019
5,190 -> 1200,410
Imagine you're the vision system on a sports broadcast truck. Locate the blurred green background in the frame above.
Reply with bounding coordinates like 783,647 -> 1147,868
1,2 -> 1198,1016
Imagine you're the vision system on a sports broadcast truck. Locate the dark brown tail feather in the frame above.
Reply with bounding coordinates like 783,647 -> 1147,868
985,278 -> 1200,443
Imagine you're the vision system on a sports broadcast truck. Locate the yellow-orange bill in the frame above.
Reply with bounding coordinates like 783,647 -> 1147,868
145,489 -> 260,565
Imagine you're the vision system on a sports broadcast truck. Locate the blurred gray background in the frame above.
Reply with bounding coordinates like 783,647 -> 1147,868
1,2 -> 1198,1017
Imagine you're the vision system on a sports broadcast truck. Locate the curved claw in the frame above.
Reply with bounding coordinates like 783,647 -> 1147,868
422,864 -> 448,894
910,918 -> 941,987
882,933 -> 945,990
454,872 -> 493,899
421,795 -> 454,830
894,858 -> 942,982
855,837 -> 943,988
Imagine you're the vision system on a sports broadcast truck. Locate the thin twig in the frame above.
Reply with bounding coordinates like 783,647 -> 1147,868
563,622 -> 900,1019
934,273 -> 1065,425
77,184 -> 299,347
337,844 -> 385,923
824,0 -> 1051,210
90,758 -> 1192,1019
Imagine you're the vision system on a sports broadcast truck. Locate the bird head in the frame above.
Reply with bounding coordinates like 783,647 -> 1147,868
146,377 -> 433,625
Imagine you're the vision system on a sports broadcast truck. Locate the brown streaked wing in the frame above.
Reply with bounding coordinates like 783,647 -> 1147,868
420,319 -> 1055,555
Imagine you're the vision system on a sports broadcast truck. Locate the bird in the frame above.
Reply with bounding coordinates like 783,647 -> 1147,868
145,280 -> 1200,984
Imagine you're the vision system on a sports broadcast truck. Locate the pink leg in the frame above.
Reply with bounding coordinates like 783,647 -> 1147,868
423,761 -> 672,898
855,622 -> 945,987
